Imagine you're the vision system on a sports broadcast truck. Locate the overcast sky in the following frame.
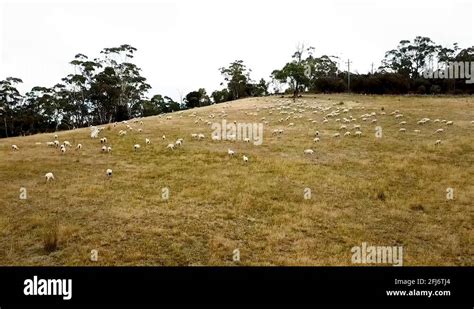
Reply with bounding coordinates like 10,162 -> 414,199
1,0 -> 473,101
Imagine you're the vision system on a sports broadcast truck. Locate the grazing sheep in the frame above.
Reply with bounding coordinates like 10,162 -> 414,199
63,141 -> 71,147
162,135 -> 166,140
100,137 -> 107,144
304,149 -> 314,155
54,134 -> 58,139
54,140 -> 60,147
137,128 -> 142,133
354,131 -> 362,137
90,127 -> 100,138
101,146 -> 107,152
315,131 -> 320,136
145,138 -> 151,145
435,128 -> 444,134
133,144 -> 141,151
313,137 -> 320,142
353,124 -> 361,130
167,143 -> 175,150
76,143 -> 82,150
107,146 -> 112,153
212,135 -> 220,141
243,138 -> 250,143
198,134 -> 205,140
11,145 -> 19,151
119,130 -> 127,136
344,131 -> 351,136
106,169 -> 113,177
399,128 -> 406,132
243,155 -> 249,163
333,133 -> 340,138
446,121 -> 453,126
46,142 -> 55,147
60,145 -> 66,153
399,121 -> 407,125
339,125 -> 347,130
45,172 -> 55,182
191,133 -> 198,139
228,149 -> 235,156
435,139 -> 442,146
413,130 -> 421,133
175,140 -> 182,146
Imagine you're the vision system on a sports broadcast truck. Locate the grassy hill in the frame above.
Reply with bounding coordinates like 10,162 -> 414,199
0,94 -> 472,265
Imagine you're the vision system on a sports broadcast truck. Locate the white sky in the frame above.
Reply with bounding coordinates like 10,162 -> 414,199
1,0 -> 473,101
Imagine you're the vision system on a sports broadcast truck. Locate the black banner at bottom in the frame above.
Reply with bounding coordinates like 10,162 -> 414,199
0,267 -> 471,307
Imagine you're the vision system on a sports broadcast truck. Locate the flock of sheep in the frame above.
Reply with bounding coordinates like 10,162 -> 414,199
8,97 -> 473,185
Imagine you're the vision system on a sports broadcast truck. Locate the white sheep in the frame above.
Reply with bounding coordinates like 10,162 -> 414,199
54,140 -> 60,147
243,155 -> 249,163
175,140 -> 182,146
333,133 -> 340,138
54,134 -> 58,139
446,121 -> 453,126
304,149 -> 314,155
313,137 -> 320,142
45,172 -> 55,182
435,139 -> 442,146
167,143 -> 175,150
191,133 -> 198,139
228,149 -> 235,156
315,131 -> 320,136
11,145 -> 19,151
145,138 -> 151,145
435,128 -> 444,134
212,135 -> 220,141
60,145 -> 66,153
46,142 -> 55,147
162,135 -> 166,140
134,144 -> 141,150
344,131 -> 351,136
243,138 -> 250,143
63,141 -> 71,147
354,131 -> 362,137
107,146 -> 112,153
399,128 -> 406,133
106,169 -> 113,177
100,137 -> 107,144
76,143 -> 82,150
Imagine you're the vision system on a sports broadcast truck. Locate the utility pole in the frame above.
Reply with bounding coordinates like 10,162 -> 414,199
346,59 -> 352,92
371,62 -> 374,75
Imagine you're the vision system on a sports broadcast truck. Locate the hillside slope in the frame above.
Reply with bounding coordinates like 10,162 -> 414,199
0,94 -> 473,265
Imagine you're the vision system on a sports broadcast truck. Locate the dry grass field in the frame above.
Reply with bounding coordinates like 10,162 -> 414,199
0,94 -> 472,266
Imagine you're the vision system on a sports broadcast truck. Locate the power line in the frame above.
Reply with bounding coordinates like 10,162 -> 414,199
346,59 -> 352,92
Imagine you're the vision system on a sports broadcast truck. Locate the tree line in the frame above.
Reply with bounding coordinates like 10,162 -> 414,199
1,36 -> 473,138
